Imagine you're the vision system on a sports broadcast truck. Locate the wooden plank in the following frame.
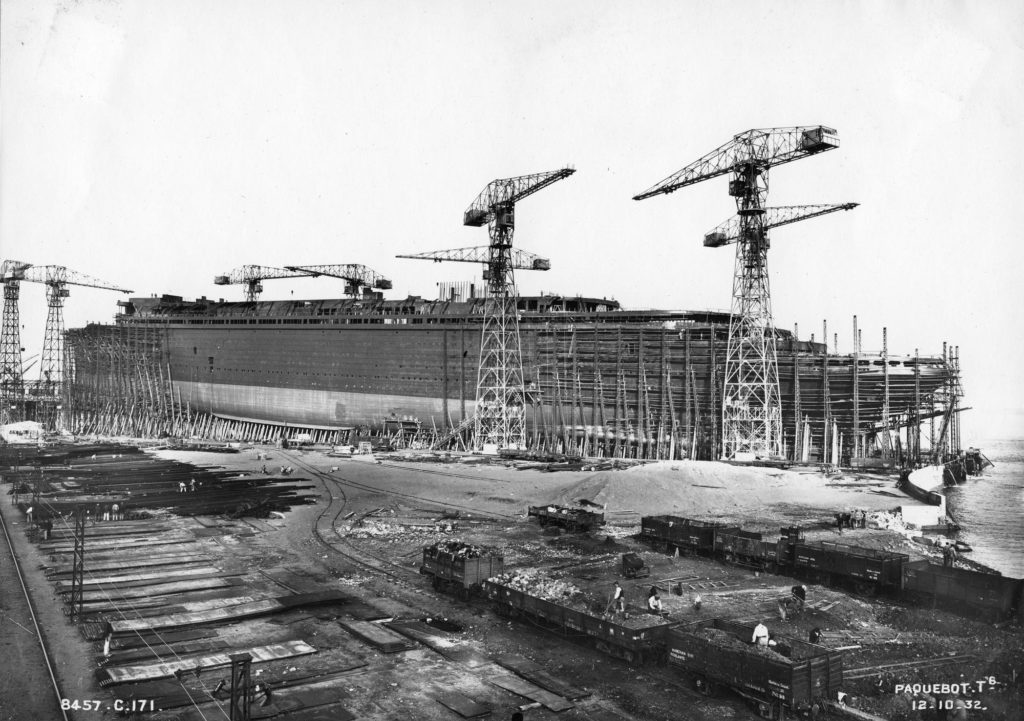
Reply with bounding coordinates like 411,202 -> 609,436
434,690 -> 491,718
488,675 -> 574,712
98,640 -> 317,686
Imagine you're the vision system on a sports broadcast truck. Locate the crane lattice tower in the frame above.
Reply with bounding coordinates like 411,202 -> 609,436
14,265 -> 133,430
0,261 -> 31,423
634,127 -> 843,459
398,168 -> 574,452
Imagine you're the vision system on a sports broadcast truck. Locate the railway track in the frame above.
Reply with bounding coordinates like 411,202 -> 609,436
844,654 -> 976,680
307,457 -> 521,521
283,452 -> 422,581
0,501 -> 69,721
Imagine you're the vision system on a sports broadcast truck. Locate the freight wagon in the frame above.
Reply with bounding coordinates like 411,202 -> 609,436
481,578 -> 675,665
792,541 -> 908,593
420,542 -> 504,600
902,560 -> 1024,622
528,505 -> 605,532
713,529 -> 787,571
639,515 -> 1024,623
640,515 -> 738,555
668,618 -> 843,720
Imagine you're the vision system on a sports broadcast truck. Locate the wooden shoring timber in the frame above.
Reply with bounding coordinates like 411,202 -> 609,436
684,329 -> 692,458
97,640 -> 317,686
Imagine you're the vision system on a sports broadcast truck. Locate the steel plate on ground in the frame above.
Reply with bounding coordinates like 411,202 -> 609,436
434,690 -> 492,718
98,640 -> 317,686
487,674 -> 575,712
339,620 -> 417,653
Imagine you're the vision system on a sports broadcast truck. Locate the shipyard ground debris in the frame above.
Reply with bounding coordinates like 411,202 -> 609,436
1,442 -> 1020,720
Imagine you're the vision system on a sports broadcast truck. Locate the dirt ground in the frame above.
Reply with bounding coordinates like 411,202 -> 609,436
2,443 -> 1021,721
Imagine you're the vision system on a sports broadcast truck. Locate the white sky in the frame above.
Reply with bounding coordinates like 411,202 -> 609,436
2,0 -> 1022,441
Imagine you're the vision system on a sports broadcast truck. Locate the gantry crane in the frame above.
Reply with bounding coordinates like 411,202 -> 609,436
5,264 -> 132,429
214,265 -> 314,303
0,260 -> 32,423
397,168 -> 575,452
284,264 -> 392,298
634,126 -> 846,460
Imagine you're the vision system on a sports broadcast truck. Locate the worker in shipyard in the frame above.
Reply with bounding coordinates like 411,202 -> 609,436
752,620 -> 770,646
647,591 -> 663,615
943,544 -> 958,567
190,478 -> 197,492
612,581 -> 625,614
792,584 -> 807,613
692,593 -> 702,611
178,480 -> 186,493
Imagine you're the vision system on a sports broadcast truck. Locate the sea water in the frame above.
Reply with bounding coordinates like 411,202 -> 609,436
944,438 -> 1024,578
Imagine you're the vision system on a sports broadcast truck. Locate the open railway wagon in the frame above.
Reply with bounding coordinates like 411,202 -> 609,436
420,541 -> 504,600
791,541 -> 908,594
668,618 -> 843,720
712,528 -> 794,571
482,573 -> 675,665
902,559 -> 1024,622
640,515 -> 739,556
527,504 -> 605,533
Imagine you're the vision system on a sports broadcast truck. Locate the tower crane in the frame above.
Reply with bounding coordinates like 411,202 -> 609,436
7,264 -> 132,430
214,265 -> 314,303
397,167 -> 575,452
0,260 -> 32,423
284,264 -> 392,298
634,126 -> 847,460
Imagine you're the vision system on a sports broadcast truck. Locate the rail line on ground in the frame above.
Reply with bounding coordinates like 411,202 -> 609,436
285,452 -> 420,581
0,501 -> 70,721
290,454 -> 521,521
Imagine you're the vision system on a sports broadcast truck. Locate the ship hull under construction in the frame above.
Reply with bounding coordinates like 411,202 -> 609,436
64,294 -> 955,462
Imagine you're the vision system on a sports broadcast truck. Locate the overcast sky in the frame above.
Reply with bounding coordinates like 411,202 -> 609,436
2,0 -> 1022,441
